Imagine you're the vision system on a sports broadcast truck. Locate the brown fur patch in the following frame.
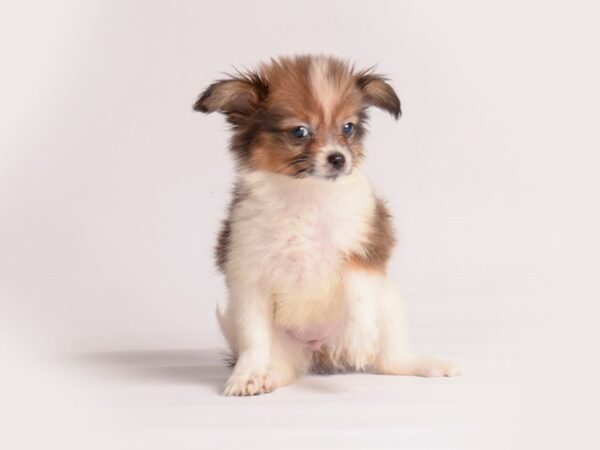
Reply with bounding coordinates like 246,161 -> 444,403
348,197 -> 396,272
356,69 -> 402,119
215,183 -> 248,271
310,347 -> 348,374
193,72 -> 269,123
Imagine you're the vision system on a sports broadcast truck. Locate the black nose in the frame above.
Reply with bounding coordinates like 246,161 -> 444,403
327,152 -> 346,170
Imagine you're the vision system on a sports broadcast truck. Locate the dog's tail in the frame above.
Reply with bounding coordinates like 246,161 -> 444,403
216,305 -> 237,367
215,304 -> 227,334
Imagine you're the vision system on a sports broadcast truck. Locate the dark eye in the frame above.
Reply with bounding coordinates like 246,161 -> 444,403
342,122 -> 355,136
290,126 -> 310,139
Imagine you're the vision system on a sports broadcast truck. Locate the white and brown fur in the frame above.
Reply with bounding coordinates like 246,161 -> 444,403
194,55 -> 460,396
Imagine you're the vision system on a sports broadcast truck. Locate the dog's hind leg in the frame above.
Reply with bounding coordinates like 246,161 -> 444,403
372,278 -> 462,377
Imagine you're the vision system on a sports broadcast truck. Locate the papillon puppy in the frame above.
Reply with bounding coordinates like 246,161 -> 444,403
195,55 -> 460,396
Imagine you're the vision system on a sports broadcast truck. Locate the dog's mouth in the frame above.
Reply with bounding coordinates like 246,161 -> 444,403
315,167 -> 352,181
322,173 -> 343,181
295,165 -> 352,181
295,170 -> 349,182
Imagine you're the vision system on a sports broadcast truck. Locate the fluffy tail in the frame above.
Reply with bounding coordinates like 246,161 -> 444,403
216,305 -> 237,367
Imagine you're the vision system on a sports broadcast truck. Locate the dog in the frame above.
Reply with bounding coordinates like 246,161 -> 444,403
194,55 -> 460,396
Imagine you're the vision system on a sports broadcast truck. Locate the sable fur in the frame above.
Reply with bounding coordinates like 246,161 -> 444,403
347,197 -> 396,272
194,56 -> 397,174
215,183 -> 247,272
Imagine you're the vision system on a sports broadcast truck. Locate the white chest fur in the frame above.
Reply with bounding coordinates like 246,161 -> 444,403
226,170 -> 375,333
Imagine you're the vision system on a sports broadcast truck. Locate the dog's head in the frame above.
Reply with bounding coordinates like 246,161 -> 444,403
194,55 -> 400,180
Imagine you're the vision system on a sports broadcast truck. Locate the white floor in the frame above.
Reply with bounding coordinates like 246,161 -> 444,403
52,308 -> 540,450
4,286 -> 592,450
62,351 -> 506,449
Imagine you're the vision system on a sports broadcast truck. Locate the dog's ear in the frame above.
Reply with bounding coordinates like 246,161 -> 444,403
193,72 -> 268,123
356,69 -> 401,119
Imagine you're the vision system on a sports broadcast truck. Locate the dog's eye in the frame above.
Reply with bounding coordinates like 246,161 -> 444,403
342,122 -> 355,137
290,126 -> 310,139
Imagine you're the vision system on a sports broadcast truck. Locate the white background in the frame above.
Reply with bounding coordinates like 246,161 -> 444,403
1,1 -> 599,449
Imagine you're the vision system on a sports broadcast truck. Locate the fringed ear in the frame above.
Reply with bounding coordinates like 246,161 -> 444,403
193,72 -> 268,124
356,69 -> 401,119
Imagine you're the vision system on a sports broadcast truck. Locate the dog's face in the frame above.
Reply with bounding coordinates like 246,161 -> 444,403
194,55 -> 400,180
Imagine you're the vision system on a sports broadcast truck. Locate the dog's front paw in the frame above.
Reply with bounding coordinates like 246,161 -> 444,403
223,371 -> 274,396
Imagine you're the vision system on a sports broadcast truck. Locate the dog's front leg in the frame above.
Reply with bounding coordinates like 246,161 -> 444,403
223,284 -> 275,396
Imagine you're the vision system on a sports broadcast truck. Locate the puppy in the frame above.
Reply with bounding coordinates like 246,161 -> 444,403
194,55 -> 460,396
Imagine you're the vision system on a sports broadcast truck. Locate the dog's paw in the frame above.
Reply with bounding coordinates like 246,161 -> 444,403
223,371 -> 274,396
377,356 -> 462,377
413,358 -> 462,377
